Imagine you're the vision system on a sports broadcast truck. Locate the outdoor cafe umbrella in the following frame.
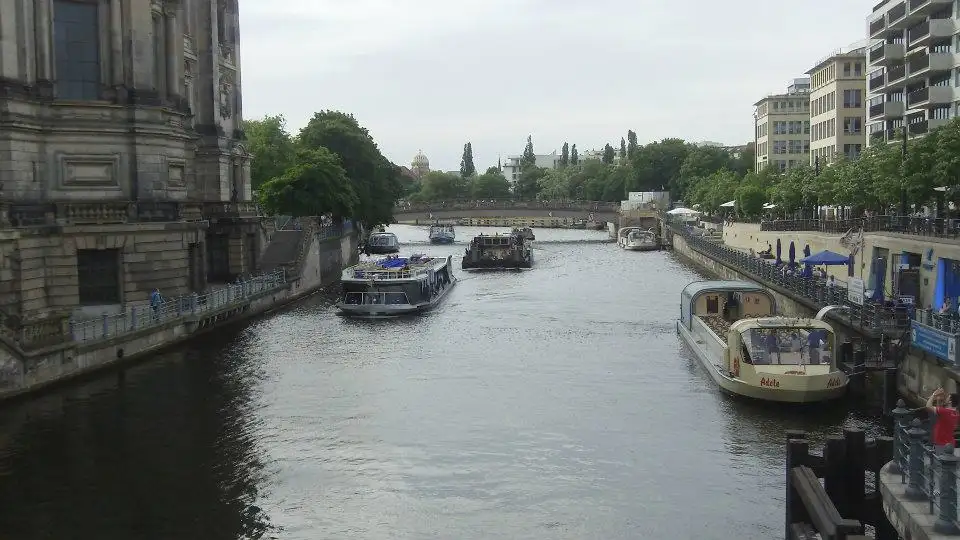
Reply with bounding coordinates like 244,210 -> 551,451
776,238 -> 782,264
788,241 -> 796,265
799,249 -> 850,265
802,244 -> 813,277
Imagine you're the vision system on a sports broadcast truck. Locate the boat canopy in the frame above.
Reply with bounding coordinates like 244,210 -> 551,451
729,316 -> 832,333
679,280 -> 775,330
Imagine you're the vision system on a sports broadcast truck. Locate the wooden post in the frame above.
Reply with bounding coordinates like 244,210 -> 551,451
823,436 -> 848,516
786,432 -> 810,537
844,428 -> 867,523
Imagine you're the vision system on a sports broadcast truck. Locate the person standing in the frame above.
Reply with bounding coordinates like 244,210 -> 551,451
926,388 -> 959,452
150,288 -> 163,321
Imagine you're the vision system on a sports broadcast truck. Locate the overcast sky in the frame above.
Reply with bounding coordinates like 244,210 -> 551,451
240,0 -> 873,172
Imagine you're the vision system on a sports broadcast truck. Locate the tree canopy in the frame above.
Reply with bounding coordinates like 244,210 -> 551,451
246,110 -> 403,227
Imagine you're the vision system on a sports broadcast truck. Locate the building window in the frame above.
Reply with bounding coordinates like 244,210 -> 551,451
844,117 -> 862,134
77,249 -> 121,304
843,89 -> 862,108
53,0 -> 101,100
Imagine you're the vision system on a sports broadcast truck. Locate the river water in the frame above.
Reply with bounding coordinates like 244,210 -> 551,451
0,225 -> 888,540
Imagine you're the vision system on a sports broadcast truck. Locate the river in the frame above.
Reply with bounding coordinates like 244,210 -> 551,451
0,225 -> 888,539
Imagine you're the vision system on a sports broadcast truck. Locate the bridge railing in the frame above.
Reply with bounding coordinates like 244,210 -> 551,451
394,199 -> 621,213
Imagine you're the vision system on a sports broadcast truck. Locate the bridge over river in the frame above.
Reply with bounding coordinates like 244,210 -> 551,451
393,199 -> 622,224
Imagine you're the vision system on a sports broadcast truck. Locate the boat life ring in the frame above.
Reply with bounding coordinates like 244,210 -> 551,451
732,357 -> 740,377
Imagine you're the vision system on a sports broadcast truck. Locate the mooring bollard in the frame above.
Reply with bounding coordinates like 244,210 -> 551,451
906,418 -> 928,500
891,399 -> 911,474
934,444 -> 960,534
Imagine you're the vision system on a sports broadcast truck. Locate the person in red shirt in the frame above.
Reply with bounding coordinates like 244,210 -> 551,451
926,388 -> 960,451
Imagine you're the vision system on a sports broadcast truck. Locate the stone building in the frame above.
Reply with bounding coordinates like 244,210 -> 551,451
410,151 -> 430,180
0,0 -> 259,327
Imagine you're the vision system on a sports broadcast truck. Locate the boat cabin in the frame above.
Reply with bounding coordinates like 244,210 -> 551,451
679,280 -> 776,331
728,317 -> 835,369
367,232 -> 399,250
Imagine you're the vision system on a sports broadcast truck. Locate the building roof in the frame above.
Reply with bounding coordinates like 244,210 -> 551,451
805,44 -> 868,75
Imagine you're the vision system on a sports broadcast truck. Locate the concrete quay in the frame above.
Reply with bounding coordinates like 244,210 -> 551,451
0,227 -> 358,402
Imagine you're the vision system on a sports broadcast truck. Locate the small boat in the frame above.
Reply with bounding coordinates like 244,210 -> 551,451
511,227 -> 535,241
617,227 -> 658,251
364,232 -> 399,254
429,224 -> 456,244
462,231 -> 533,270
336,254 -> 457,316
676,280 -> 848,403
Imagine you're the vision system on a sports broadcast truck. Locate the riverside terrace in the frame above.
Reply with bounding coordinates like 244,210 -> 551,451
760,215 -> 960,238
672,225 -> 911,340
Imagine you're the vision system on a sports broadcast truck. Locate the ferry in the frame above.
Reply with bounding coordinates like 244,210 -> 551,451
365,232 -> 400,254
676,280 -> 848,403
617,227 -> 658,251
512,227 -> 535,241
462,231 -> 533,270
336,254 -> 456,316
429,224 -> 456,244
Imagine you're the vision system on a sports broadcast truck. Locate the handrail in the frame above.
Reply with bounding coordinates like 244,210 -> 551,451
760,215 -> 960,239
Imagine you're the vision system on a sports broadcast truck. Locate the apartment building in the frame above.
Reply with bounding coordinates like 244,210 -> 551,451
501,152 -> 562,184
807,46 -> 868,165
866,0 -> 958,145
754,78 -> 811,172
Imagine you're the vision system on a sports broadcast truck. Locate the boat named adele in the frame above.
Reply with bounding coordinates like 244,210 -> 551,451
429,224 -> 456,244
676,280 -> 848,403
336,254 -> 456,316
617,227 -> 658,251
462,231 -> 533,270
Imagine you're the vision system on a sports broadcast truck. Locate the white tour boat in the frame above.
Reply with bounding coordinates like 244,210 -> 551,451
676,280 -> 848,403
336,254 -> 456,316
429,224 -> 456,244
617,227 -> 658,251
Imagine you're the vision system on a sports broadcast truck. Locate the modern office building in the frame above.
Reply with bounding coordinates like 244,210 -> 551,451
807,46 -> 868,165
753,78 -> 811,172
866,0 -> 958,145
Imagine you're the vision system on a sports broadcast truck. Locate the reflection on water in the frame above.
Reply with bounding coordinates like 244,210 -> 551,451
0,225 -> 887,539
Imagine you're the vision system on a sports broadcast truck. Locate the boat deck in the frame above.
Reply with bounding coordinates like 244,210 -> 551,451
346,256 -> 445,280
699,315 -> 731,338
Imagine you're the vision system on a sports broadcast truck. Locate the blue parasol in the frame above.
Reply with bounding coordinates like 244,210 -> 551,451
788,241 -> 796,265
775,238 -> 782,264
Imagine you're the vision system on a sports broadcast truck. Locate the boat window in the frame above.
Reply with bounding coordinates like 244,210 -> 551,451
740,327 -> 834,366
705,295 -> 719,314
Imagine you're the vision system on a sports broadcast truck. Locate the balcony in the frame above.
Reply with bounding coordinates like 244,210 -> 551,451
927,85 -> 956,104
870,130 -> 886,143
929,116 -> 950,130
888,2 -> 909,28
908,0 -> 952,17
870,16 -> 887,37
869,72 -> 886,90
908,119 -> 929,134
908,19 -> 929,44
870,42 -> 906,65
869,100 -> 905,118
887,62 -> 907,84
909,18 -> 956,46
906,86 -> 929,106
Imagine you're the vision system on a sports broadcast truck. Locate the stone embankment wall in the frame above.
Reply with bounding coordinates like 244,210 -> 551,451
0,230 -> 359,401
672,229 -> 959,405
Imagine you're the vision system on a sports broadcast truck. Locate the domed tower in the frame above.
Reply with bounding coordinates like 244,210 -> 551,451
411,150 -> 430,180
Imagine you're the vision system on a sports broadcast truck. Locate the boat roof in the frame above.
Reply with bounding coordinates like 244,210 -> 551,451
730,316 -> 834,332
370,231 -> 397,237
680,280 -> 767,298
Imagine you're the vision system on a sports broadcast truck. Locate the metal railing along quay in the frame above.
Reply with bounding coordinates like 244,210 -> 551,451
889,400 -> 960,535
395,199 -> 621,213
672,226 -> 910,335
70,269 -> 287,342
760,215 -> 960,239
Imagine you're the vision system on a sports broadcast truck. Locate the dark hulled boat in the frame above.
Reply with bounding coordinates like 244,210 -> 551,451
462,231 -> 533,270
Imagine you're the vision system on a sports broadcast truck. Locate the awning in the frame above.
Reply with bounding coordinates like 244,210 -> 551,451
800,249 -> 850,265
763,203 -> 777,209
719,200 -> 736,208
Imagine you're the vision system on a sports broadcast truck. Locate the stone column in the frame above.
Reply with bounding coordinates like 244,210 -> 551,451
34,0 -> 52,81
110,0 -> 123,85
164,9 -> 180,98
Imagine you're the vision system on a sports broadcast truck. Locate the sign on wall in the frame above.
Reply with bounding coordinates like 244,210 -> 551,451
911,321 -> 958,364
847,277 -> 865,306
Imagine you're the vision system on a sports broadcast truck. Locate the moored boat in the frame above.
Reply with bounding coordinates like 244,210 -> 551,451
365,232 -> 400,254
336,254 -> 456,316
676,280 -> 848,403
462,231 -> 533,270
429,224 -> 456,244
617,227 -> 658,251
511,227 -> 535,241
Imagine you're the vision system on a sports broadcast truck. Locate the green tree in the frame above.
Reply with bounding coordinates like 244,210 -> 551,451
418,171 -> 470,201
536,169 -> 571,200
619,138 -> 627,162
560,142 -> 569,167
521,136 -> 536,168
627,130 -> 638,159
471,169 -> 512,199
460,142 -> 476,178
570,144 -> 579,165
243,114 -> 296,190
602,143 -> 615,164
514,166 -> 545,199
298,110 -> 402,227
258,147 -> 359,219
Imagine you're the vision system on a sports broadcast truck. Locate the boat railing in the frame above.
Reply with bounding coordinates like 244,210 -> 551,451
343,292 -> 410,306
351,268 -> 422,280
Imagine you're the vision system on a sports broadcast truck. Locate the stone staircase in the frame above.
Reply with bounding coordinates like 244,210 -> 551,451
257,218 -> 318,280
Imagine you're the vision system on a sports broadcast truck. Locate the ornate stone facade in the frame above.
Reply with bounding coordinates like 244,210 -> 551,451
0,0 -> 259,322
